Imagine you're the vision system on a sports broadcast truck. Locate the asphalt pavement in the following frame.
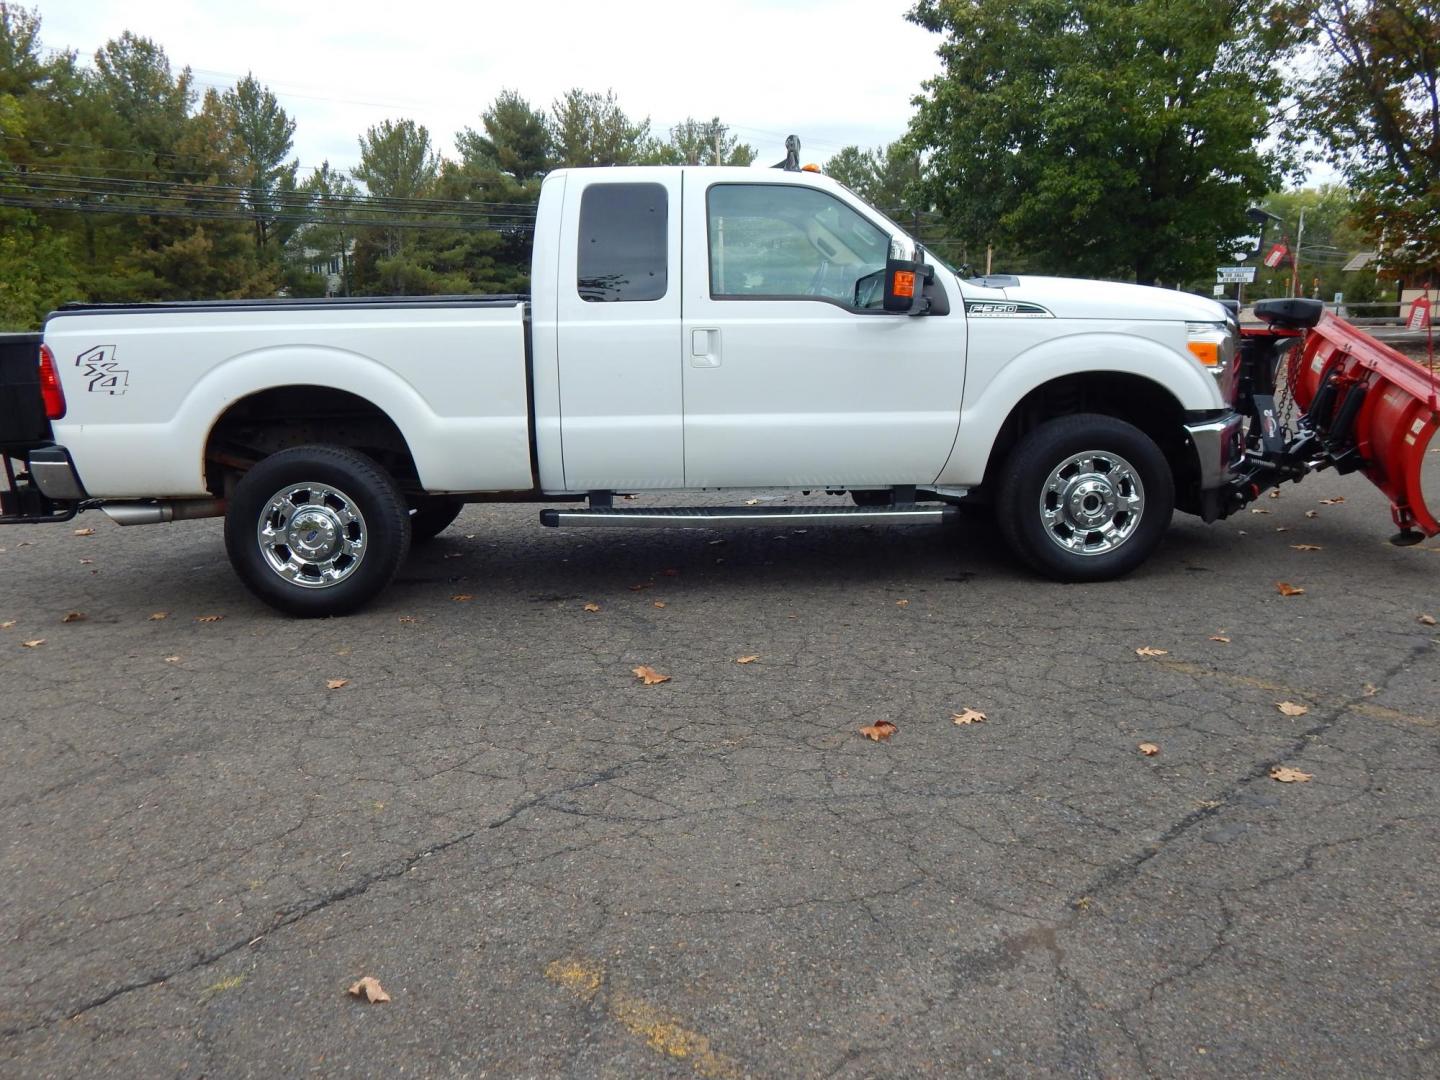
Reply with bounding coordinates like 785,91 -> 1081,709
1,459 -> 1438,1078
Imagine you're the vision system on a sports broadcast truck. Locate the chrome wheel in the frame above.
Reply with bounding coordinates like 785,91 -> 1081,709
256,482 -> 367,588
1038,450 -> 1145,556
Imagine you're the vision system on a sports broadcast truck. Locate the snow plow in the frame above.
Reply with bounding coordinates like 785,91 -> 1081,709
1219,297 -> 1438,543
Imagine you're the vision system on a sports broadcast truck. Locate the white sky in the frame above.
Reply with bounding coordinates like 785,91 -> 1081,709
36,0 -> 942,173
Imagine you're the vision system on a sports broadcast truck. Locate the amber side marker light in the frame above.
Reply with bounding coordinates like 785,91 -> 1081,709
893,271 -> 917,298
801,163 -> 821,173
1187,341 -> 1221,366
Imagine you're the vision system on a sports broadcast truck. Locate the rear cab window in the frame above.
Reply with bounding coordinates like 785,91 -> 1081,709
577,183 -> 668,302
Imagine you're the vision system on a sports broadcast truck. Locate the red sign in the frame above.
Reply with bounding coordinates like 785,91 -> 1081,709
1408,295 -> 1432,332
1263,243 -> 1289,269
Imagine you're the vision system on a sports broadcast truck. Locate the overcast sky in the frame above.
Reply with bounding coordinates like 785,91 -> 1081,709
36,0 -> 942,173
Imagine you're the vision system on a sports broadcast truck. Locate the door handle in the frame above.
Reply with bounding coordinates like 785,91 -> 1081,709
691,328 -> 721,368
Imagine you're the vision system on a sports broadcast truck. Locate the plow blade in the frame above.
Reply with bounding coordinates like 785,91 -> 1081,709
1287,313 -> 1439,537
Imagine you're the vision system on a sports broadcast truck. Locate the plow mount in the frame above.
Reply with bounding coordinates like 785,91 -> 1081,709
1220,298 -> 1439,543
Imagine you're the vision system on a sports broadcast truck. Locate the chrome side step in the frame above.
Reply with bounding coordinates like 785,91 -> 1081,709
539,504 -> 957,529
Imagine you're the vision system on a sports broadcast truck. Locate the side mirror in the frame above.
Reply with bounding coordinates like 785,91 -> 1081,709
883,257 -> 933,314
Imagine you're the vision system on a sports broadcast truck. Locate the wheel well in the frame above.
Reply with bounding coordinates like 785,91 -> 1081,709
981,373 -> 1198,507
204,386 -> 419,497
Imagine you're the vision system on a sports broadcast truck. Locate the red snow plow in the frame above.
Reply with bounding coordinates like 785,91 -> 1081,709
1220,297 -> 1439,544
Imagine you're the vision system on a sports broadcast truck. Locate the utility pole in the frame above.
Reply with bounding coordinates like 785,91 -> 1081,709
1290,205 -> 1307,297
986,243 -> 993,276
713,126 -> 721,167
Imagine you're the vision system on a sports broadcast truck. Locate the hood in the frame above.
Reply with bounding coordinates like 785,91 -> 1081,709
982,275 -> 1230,323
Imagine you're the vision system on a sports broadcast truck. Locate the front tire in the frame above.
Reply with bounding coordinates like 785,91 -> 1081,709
224,445 -> 411,616
996,414 -> 1173,582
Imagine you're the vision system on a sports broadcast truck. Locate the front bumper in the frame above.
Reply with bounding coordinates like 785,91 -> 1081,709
1185,411 -> 1246,492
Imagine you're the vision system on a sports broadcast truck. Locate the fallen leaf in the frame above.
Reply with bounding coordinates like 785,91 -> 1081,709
1275,582 -> 1305,596
1290,544 -> 1323,552
20,639 -> 45,648
1268,489 -> 1281,499
1276,701 -> 1309,717
73,527 -> 95,537
744,498 -> 760,506
652,601 -> 667,609
196,614 -> 225,622
1305,510 -> 1320,519
628,582 -> 652,592
631,665 -> 671,685
1274,526 -> 1290,533
79,558 -> 94,564
148,612 -> 169,621
736,655 -> 759,664
1419,614 -> 1437,626
398,615 -> 416,623
1138,742 -> 1160,756
859,720 -> 897,741
1074,896 -> 1093,911
347,976 -> 391,1004
952,708 -> 987,725
583,602 -> 600,612
1318,496 -> 1345,505
1135,646 -> 1169,657
326,678 -> 350,690
61,612 -> 86,623
1362,682 -> 1378,697
164,655 -> 180,663
895,599 -> 910,607
336,647 -> 351,656
0,620 -> 15,629
1249,507 -> 1270,514
451,594 -> 473,602
1270,765 -> 1312,783
1209,635 -> 1231,643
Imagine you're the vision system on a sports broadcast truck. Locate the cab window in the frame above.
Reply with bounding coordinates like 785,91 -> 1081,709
577,183 -> 668,302
707,184 -> 890,307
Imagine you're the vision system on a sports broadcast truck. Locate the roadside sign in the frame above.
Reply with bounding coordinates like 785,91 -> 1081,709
1263,243 -> 1289,268
1216,266 -> 1256,284
1408,295 -> 1432,331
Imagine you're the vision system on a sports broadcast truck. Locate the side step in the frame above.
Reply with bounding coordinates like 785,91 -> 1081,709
539,504 -> 957,528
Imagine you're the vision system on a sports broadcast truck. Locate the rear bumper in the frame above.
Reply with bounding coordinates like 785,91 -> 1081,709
0,443 -> 85,524
1185,411 -> 1246,491
27,445 -> 87,500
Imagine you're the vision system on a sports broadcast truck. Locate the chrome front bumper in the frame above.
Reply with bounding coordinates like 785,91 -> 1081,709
1185,412 -> 1246,491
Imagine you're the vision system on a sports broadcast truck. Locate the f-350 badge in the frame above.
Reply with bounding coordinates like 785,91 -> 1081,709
75,345 -> 129,395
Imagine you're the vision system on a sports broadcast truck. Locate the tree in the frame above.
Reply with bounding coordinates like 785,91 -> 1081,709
456,90 -> 550,182
222,73 -> 298,249
548,88 -> 650,167
646,117 -> 757,166
907,0 -> 1289,284
351,119 -> 439,292
1280,0 -> 1438,276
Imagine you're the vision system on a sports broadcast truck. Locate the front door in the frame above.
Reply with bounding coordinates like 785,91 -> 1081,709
680,176 -> 965,488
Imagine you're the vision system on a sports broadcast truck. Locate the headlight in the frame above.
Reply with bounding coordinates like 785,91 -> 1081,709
1187,322 -> 1239,402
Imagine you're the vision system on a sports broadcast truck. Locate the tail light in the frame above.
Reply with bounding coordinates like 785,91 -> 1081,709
38,344 -> 66,420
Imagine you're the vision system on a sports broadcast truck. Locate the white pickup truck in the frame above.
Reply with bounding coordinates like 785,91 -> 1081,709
1,157 -> 1258,616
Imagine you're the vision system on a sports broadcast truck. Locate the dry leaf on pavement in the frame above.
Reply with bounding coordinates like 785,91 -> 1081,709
1210,635 -> 1231,643
451,594 -> 473,602
1270,766 -> 1312,783
61,612 -> 86,623
1362,682 -> 1378,696
1420,614 -> 1437,626
583,602 -> 600,612
1249,507 -> 1270,514
631,665 -> 671,685
73,527 -> 95,537
1275,582 -> 1305,596
1137,742 -> 1160,756
1290,544 -> 1323,552
196,614 -> 225,622
859,720 -> 897,741
735,655 -> 759,664
0,620 -> 15,629
398,615 -> 416,623
164,656 -> 180,663
1268,489 -> 1281,499
952,708 -> 987,725
1135,646 -> 1168,657
628,582 -> 652,592
148,612 -> 168,621
326,679 -> 350,690
1305,510 -> 1319,519
1319,496 -> 1345,505
895,599 -> 909,607
1276,701 -> 1309,717
652,601 -> 667,609
744,498 -> 760,506
21,639 -> 45,648
347,976 -> 391,1003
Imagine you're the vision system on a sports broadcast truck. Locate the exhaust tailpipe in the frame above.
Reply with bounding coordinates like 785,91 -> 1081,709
101,499 -> 227,526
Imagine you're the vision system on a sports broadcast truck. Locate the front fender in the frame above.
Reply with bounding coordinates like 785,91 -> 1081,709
938,330 -> 1222,487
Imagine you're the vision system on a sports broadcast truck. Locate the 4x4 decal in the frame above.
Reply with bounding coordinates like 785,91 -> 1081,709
75,345 -> 129,395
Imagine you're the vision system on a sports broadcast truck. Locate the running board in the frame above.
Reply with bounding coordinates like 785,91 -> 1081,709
539,504 -> 957,528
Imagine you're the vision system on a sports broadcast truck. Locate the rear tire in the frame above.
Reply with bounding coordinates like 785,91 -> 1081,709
408,497 -> 464,543
996,414 -> 1173,582
224,445 -> 411,617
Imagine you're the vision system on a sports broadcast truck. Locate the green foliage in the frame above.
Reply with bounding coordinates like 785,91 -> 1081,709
223,73 -> 299,249
548,89 -> 650,168
456,90 -> 550,182
1279,0 -> 1438,275
645,117 -> 757,166
907,0 -> 1290,284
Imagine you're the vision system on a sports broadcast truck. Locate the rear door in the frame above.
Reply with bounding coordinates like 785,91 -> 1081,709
680,176 -> 965,488
555,172 -> 684,490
